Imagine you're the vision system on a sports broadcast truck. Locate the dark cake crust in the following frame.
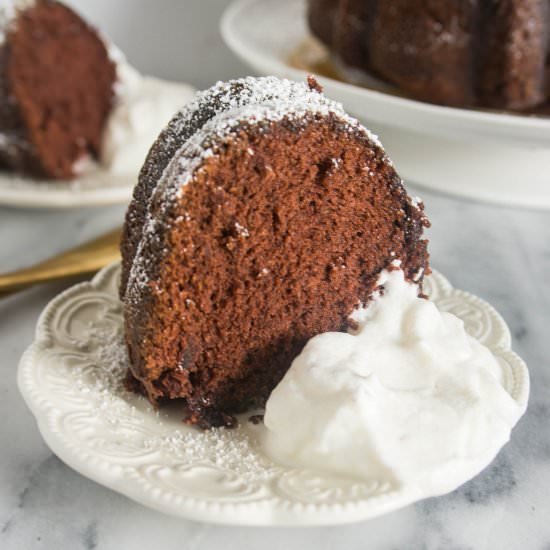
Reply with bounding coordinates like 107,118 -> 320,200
307,0 -> 550,111
0,0 -> 116,179
121,77 -> 430,428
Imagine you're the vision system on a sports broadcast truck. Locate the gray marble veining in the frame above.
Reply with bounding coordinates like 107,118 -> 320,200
1,0 -> 549,548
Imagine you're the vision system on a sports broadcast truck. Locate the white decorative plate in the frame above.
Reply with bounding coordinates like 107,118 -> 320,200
17,263 -> 529,525
221,0 -> 550,209
0,168 -> 134,209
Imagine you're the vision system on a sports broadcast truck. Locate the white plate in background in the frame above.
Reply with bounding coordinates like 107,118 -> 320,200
0,170 -> 134,209
221,0 -> 550,209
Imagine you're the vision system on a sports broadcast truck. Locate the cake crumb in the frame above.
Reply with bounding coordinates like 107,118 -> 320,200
249,414 -> 264,425
307,75 -> 323,93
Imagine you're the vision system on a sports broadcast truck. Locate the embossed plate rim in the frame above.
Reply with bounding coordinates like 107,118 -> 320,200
17,262 -> 529,525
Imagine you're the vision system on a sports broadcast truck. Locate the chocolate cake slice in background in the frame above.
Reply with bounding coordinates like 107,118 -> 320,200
0,0 -> 116,180
120,76 -> 430,428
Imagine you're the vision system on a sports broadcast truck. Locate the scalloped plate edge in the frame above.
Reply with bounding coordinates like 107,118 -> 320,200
17,262 -> 530,525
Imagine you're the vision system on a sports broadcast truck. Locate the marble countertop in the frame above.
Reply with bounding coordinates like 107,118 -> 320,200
1,1 -> 549,549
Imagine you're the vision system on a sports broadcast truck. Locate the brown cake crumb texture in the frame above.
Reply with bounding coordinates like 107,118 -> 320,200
121,77 -> 429,429
0,0 -> 116,179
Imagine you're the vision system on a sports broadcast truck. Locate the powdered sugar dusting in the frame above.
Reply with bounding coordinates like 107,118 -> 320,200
411,196 -> 424,208
70,320 -> 273,479
124,76 -> 385,306
69,325 -> 143,427
142,425 -> 272,479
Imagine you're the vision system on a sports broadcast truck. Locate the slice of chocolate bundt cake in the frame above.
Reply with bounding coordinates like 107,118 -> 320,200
0,0 -> 116,179
120,76 -> 430,428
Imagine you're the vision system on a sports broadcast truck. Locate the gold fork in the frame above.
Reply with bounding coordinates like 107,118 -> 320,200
0,227 -> 122,298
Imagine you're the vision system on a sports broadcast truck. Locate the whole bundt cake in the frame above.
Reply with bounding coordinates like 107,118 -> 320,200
308,0 -> 550,111
120,76 -> 430,428
0,0 -> 116,179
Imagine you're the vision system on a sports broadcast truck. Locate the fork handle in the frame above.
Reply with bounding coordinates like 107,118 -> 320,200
0,227 -> 122,295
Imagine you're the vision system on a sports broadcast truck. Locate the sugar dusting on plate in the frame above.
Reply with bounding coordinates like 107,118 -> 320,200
71,325 -> 273,480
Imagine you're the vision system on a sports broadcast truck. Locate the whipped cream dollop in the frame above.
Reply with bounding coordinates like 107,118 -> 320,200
101,65 -> 195,175
263,269 -> 525,496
